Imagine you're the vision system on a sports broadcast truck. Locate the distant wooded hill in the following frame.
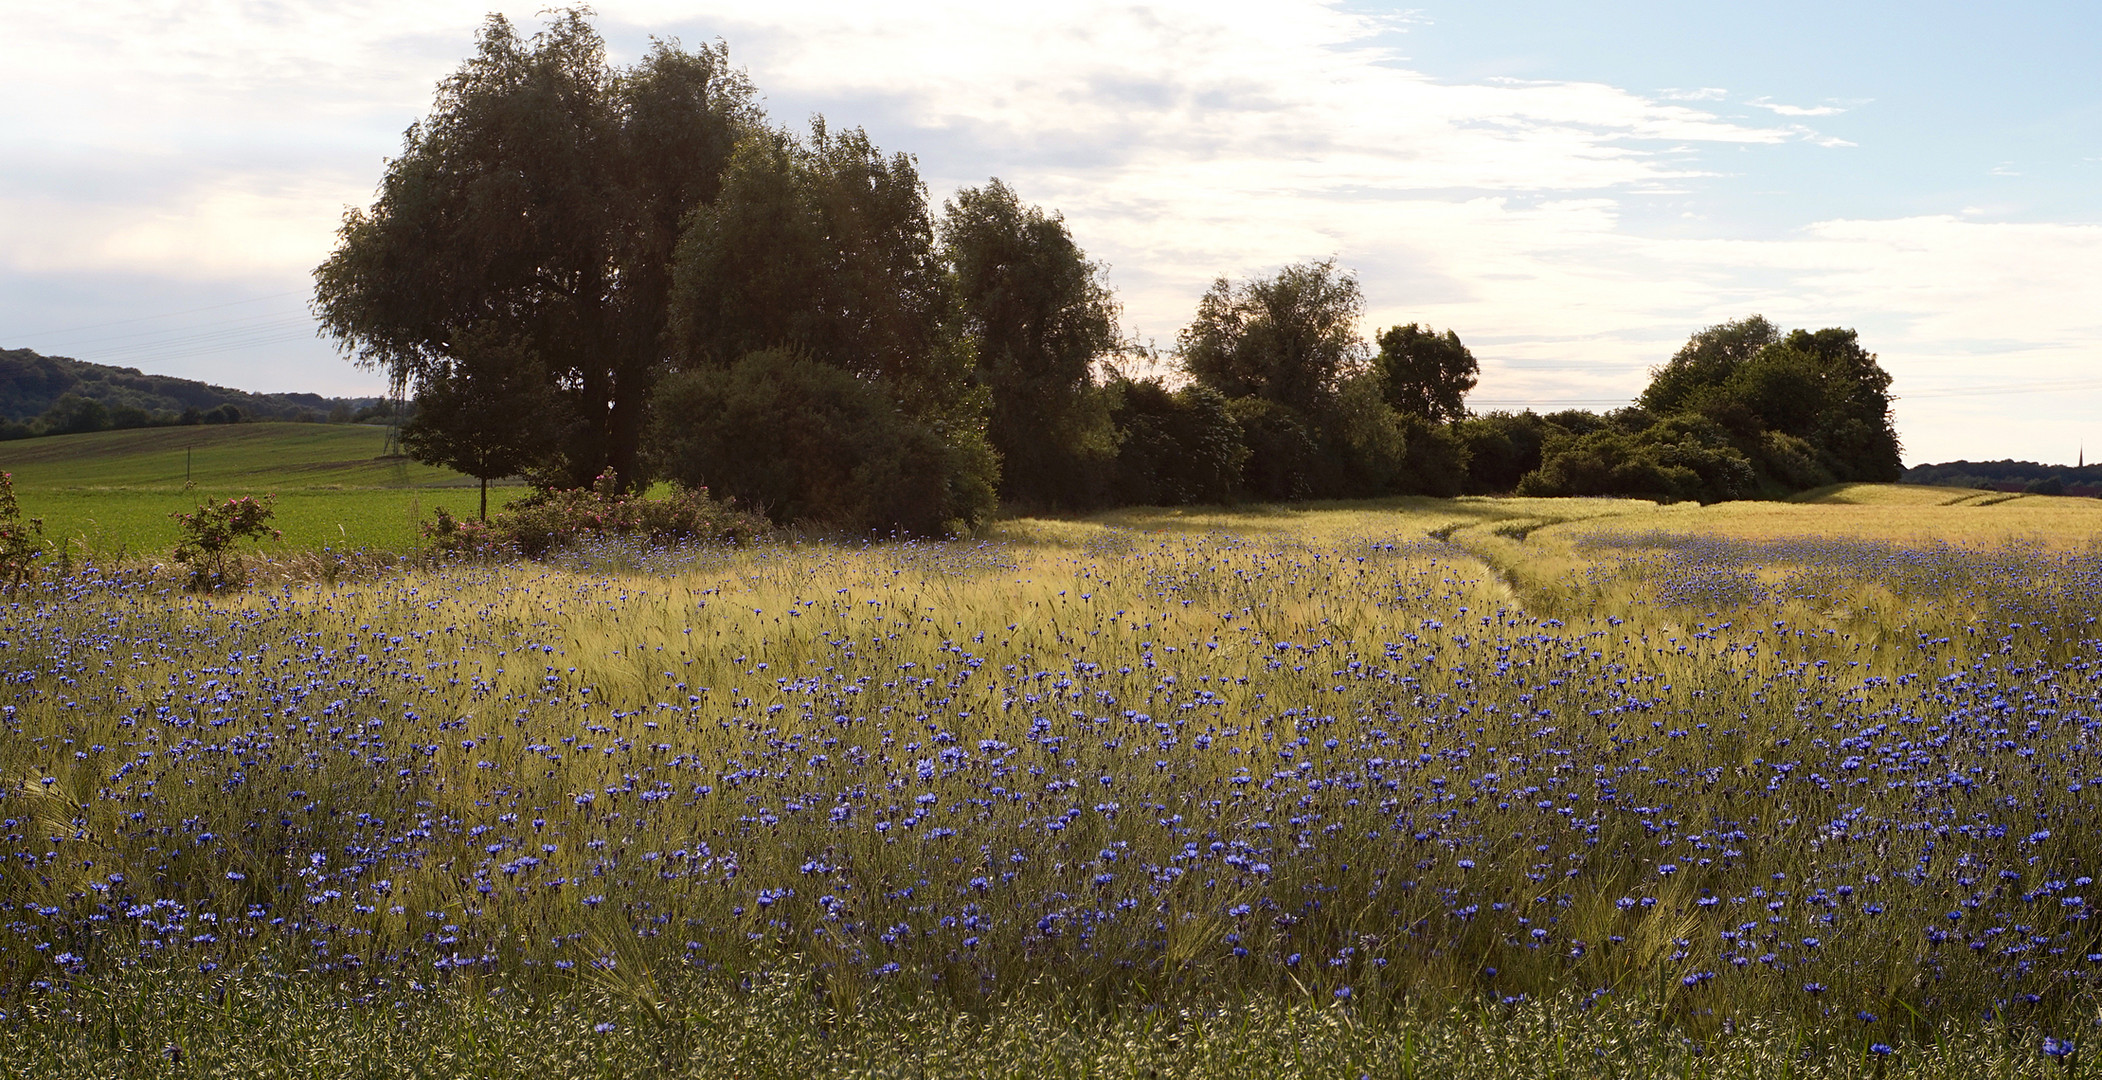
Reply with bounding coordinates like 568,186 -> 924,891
0,347 -> 387,438
1903,459 -> 2102,497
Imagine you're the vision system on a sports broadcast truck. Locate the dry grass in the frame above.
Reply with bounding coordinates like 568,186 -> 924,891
1511,484 -> 2102,547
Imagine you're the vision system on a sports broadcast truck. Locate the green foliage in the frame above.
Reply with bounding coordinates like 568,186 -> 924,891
0,471 -> 44,587
1639,314 -> 1781,416
1228,397 -> 1327,501
400,331 -> 564,520
1179,259 -> 1367,415
37,393 -> 109,435
942,179 -> 1123,509
1637,316 -> 1901,487
489,470 -> 765,557
1373,323 -> 1479,423
659,120 -> 997,529
1326,371 -> 1411,495
1170,262 -> 1483,503
1783,327 -> 1903,482
1519,415 -> 1755,504
1453,411 -> 1554,494
668,120 -> 964,417
1395,412 -> 1471,497
649,351 -> 994,536
169,493 -> 280,589
1106,378 -> 1247,505
313,10 -> 760,488
1752,430 -> 1837,492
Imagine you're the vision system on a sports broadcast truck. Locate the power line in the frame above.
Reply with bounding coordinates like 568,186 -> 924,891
1,290 -> 306,340
1468,399 -> 1634,407
1901,379 -> 2102,399
44,314 -> 316,355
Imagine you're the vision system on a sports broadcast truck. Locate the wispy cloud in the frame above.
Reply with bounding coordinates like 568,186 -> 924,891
1745,96 -> 1849,117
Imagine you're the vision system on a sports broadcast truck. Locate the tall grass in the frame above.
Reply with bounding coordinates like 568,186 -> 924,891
3,522 -> 2100,1073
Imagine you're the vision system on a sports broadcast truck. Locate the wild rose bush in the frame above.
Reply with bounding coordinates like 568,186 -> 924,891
489,472 -> 766,558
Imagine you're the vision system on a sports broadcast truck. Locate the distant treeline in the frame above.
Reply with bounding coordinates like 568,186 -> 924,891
1903,460 -> 2102,497
309,10 -> 1903,532
0,348 -> 389,439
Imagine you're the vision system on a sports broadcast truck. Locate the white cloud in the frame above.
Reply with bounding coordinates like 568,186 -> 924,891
1746,97 -> 1848,117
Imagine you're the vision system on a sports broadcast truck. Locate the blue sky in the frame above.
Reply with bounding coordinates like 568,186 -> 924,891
2,1 -> 2097,465
1395,0 -> 2101,227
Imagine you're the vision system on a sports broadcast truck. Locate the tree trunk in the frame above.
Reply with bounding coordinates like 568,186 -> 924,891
480,476 -> 488,522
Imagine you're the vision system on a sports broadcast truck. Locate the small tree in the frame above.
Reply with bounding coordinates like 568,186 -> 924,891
0,472 -> 45,588
171,495 -> 281,591
400,332 -> 564,520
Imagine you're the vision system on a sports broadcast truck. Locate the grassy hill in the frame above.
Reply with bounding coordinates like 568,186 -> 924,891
0,421 -> 468,490
0,422 -> 522,555
0,346 -> 374,427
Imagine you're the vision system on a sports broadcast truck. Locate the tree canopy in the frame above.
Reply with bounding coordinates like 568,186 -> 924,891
1636,315 -> 1901,486
1374,324 -> 1478,424
312,11 -> 759,488
667,119 -> 962,414
941,179 -> 1122,508
1179,259 -> 1366,415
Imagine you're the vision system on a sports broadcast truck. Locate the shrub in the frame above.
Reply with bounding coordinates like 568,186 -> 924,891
486,471 -> 765,558
649,350 -> 997,536
170,494 -> 280,590
0,472 -> 44,588
1395,412 -> 1471,497
1519,416 -> 1754,504
1454,412 -> 1555,494
1107,379 -> 1247,506
420,504 -> 513,559
1228,398 -> 1327,501
1751,430 -> 1836,493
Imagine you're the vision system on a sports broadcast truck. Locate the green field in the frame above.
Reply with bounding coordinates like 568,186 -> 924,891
0,422 -> 525,555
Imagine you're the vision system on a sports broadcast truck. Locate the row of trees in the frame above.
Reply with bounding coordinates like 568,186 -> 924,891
317,11 -> 1900,533
2,395 -> 247,440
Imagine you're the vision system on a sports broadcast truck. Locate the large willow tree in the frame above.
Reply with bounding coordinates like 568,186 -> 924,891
312,10 -> 759,487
